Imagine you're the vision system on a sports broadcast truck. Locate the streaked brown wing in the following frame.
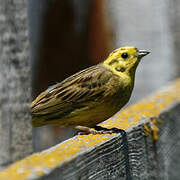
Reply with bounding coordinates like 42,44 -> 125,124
30,64 -> 113,118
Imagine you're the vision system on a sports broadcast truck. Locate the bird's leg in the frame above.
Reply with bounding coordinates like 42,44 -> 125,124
74,125 -> 111,135
74,125 -> 125,135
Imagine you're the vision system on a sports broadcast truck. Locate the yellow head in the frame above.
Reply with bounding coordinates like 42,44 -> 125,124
103,46 -> 150,77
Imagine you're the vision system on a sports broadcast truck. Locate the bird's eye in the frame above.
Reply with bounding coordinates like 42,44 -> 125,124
121,53 -> 128,59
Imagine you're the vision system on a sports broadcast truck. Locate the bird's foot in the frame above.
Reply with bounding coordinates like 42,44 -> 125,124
94,126 -> 125,134
74,126 -> 108,135
74,125 -> 125,135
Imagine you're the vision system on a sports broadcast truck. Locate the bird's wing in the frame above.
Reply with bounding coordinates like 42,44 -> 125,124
30,64 -> 113,118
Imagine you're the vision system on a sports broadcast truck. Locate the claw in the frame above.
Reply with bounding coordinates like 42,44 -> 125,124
74,125 -> 125,135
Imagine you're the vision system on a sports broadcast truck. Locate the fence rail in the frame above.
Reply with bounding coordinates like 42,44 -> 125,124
0,79 -> 180,180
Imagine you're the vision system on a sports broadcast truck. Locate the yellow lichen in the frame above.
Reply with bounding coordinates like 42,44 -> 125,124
0,79 -> 180,180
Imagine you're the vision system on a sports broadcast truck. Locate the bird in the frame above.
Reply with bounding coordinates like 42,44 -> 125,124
30,46 -> 150,134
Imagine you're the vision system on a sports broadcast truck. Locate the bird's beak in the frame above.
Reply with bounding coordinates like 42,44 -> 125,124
136,50 -> 150,58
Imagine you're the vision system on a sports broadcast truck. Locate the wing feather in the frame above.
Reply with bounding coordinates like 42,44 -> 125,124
30,64 -> 113,120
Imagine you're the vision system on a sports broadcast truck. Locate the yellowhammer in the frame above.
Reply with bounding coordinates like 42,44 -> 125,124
30,46 -> 150,134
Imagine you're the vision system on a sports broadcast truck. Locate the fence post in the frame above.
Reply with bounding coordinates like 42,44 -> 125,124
0,0 -> 32,168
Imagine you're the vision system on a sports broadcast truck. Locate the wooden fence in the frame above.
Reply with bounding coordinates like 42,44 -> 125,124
0,79 -> 180,180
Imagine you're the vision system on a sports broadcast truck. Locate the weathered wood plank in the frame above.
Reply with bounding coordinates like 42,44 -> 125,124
0,79 -> 179,179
